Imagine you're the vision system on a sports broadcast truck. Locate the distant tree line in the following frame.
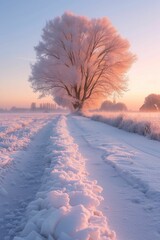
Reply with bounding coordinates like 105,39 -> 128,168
30,102 -> 56,112
39,103 -> 56,111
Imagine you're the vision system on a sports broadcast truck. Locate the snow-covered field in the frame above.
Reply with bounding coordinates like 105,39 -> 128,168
85,111 -> 160,141
0,112 -> 160,240
0,113 -> 53,183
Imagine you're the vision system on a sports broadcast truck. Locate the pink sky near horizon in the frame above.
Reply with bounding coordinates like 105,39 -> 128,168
1,0 -> 160,111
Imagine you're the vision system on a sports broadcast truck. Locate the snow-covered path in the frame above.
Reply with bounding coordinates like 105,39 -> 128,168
1,113 -> 160,240
0,118 -> 54,240
11,115 -> 116,240
67,115 -> 160,240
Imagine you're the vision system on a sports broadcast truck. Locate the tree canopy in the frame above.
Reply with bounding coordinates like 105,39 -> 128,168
140,94 -> 160,111
29,12 -> 135,112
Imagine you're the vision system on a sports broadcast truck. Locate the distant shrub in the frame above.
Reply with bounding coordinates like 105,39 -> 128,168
100,101 -> 128,112
140,93 -> 160,112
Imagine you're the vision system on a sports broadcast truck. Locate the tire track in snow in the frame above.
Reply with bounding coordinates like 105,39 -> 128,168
13,115 -> 116,240
0,117 -> 56,240
67,115 -> 160,240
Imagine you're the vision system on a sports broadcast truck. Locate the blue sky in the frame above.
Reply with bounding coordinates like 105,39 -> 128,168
1,0 -> 160,110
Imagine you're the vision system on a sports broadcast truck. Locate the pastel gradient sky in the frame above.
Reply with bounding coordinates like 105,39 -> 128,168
1,0 -> 160,110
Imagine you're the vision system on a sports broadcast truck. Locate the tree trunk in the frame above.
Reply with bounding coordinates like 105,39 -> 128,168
72,101 -> 84,113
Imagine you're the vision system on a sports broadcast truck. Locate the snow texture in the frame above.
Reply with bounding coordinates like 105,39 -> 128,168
14,115 -> 115,240
67,115 -> 160,240
2,112 -> 160,240
0,113 -> 53,183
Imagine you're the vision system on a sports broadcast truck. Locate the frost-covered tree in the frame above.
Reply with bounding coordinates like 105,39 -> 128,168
29,12 -> 135,112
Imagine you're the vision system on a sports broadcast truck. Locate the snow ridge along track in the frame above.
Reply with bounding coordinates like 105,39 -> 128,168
14,115 -> 116,240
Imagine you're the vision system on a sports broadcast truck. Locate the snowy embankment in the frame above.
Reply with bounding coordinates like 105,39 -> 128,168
14,115 -> 115,240
0,113 -> 53,181
85,111 -> 160,141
